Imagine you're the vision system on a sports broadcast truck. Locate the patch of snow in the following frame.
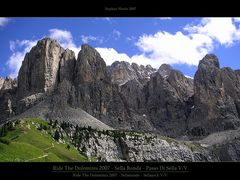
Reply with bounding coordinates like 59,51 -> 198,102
184,75 -> 193,79
200,144 -> 209,147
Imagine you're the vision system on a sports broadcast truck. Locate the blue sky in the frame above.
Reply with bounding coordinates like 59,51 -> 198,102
1,17 -> 240,78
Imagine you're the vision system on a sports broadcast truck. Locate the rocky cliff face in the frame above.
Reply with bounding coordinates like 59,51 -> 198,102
187,54 -> 240,137
157,63 -> 173,77
59,49 -> 76,83
68,127 -> 218,162
143,66 -> 194,137
74,44 -> 112,120
0,76 -> 17,122
102,63 -> 195,136
0,77 -> 4,90
16,38 -> 68,113
17,38 -> 65,99
108,61 -> 156,86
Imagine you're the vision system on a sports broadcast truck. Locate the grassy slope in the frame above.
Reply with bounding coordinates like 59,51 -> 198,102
0,118 -> 88,162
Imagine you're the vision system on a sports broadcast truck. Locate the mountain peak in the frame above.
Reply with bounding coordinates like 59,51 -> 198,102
0,77 -> 4,89
199,54 -> 220,69
36,37 -> 59,47
17,37 -> 65,99
158,63 -> 172,77
80,44 -> 98,54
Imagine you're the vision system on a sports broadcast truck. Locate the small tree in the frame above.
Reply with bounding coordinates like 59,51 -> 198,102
60,122 -> 66,129
87,126 -> 92,132
49,119 -> 53,126
0,124 -> 7,137
53,120 -> 58,128
72,132 -> 78,146
7,122 -> 14,131
122,132 -> 127,140
54,130 -> 60,141
75,125 -> 79,132
42,124 -> 48,130
0,126 -> 3,137
81,145 -> 87,153
66,144 -> 70,150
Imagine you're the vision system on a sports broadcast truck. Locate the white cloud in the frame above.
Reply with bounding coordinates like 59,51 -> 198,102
6,18 -> 240,78
96,47 -> 167,68
95,17 -> 111,21
49,29 -> 73,48
81,35 -> 104,44
7,40 -> 37,78
126,36 -> 136,42
112,29 -> 121,40
49,28 -> 81,56
234,17 -> 240,22
158,17 -> 172,20
184,18 -> 240,46
81,35 -> 96,43
121,17 -> 240,68
96,48 -> 131,65
104,17 -> 111,21
0,17 -> 10,27
134,31 -> 213,66
97,18 -> 240,69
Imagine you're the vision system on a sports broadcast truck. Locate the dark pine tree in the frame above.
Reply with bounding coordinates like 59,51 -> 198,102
54,130 -> 60,141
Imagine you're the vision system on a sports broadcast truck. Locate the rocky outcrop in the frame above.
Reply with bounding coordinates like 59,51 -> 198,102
0,76 -> 17,123
187,54 -> 240,137
72,128 -> 217,162
17,38 -> 65,100
59,49 -> 76,83
16,38 -> 75,114
75,44 -> 108,84
74,44 -> 112,120
157,63 -> 173,78
104,63 -> 194,136
0,77 -> 5,90
108,61 -> 156,86
105,80 -> 154,132
1,76 -> 17,90
143,66 -> 194,137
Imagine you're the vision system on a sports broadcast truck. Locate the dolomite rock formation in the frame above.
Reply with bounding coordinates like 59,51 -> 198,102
1,38 -> 240,141
187,54 -> 240,137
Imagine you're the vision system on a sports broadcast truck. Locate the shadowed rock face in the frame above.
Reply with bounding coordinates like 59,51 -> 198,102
73,44 -> 112,120
0,77 -> 17,122
59,49 -> 76,83
144,68 -> 194,137
187,54 -> 240,137
75,44 -> 108,84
